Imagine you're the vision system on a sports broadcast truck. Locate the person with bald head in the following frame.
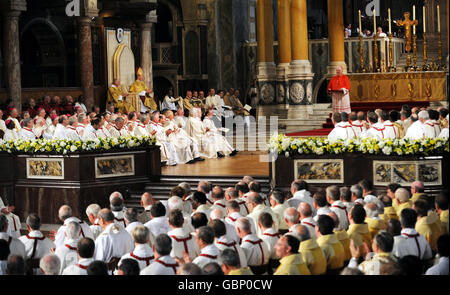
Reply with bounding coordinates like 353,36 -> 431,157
197,180 -> 214,206
294,224 -> 327,275
410,181 -> 425,203
53,205 -> 93,248
94,208 -> 134,270
246,192 -> 279,238
328,66 -> 351,114
236,217 -> 270,275
298,202 -> 317,239
138,192 -> 155,224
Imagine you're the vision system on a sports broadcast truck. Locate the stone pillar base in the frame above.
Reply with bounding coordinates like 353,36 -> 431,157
276,63 -> 290,105
327,61 -> 348,76
287,60 -> 314,105
257,62 -> 277,105
289,60 -> 313,78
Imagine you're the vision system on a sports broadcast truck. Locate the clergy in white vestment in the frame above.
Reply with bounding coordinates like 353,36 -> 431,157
167,195 -> 195,233
192,226 -> 221,269
392,208 -> 433,260
54,221 -> 80,274
3,120 -> 18,141
53,205 -> 94,248
163,110 -> 204,163
94,209 -> 134,264
62,238 -> 95,275
44,115 -> 59,139
147,112 -> 179,166
140,234 -> 179,275
210,208 -> 240,244
328,113 -> 354,143
85,204 -> 103,240
161,113 -> 196,164
379,110 -> 397,139
245,193 -> 279,238
0,213 -> 26,258
18,118 -> 37,140
144,202 -> 171,237
118,225 -> 155,271
53,115 -> 69,139
161,89 -> 182,112
211,219 -> 248,268
135,114 -> 150,137
203,109 -> 237,156
109,117 -> 129,138
404,114 -> 426,141
258,213 -> 280,261
173,108 -> 189,132
349,112 -> 366,138
82,118 -> 101,140
360,111 -> 386,140
76,113 -> 89,135
65,116 -> 81,141
235,217 -> 270,272
6,108 -> 21,133
33,117 -> 48,139
439,127 -> 449,138
19,214 -> 55,274
167,209 -> 199,261
188,108 -> 220,158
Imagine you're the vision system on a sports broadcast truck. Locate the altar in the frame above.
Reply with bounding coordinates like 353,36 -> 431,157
348,71 -> 448,103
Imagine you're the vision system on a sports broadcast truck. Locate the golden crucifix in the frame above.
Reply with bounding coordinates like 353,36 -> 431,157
397,12 -> 418,53
397,12 -> 418,69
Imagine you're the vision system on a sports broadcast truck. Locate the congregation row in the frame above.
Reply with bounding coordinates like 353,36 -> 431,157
0,99 -> 239,165
328,105 -> 449,142
0,176 -> 448,275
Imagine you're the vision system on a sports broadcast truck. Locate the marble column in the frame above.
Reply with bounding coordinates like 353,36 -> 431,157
256,0 -> 266,63
3,11 -> 22,112
78,17 -> 95,111
288,0 -> 314,105
256,0 -> 276,105
140,22 -> 154,90
276,0 -> 292,104
327,0 -> 347,74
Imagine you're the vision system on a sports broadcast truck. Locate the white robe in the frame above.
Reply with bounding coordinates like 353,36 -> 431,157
163,121 -> 195,164
140,255 -> 178,275
167,227 -> 200,260
109,126 -> 129,138
404,121 -> 425,140
382,120 -> 398,139
66,126 -> 81,141
94,223 -> 134,262
54,217 -> 94,248
203,117 -> 234,155
392,228 -> 432,260
260,228 -> 280,260
328,122 -> 353,142
240,234 -> 270,266
361,123 -> 385,140
144,216 -> 171,238
215,235 -> 248,267
19,230 -> 55,260
147,121 -> 179,165
18,127 -> 36,140
438,128 -> 449,138
54,238 -> 79,274
53,124 -> 68,139
0,232 -> 26,258
423,120 -> 438,138
188,117 -> 217,158
350,120 -> 365,138
192,244 -> 221,269
3,129 -> 18,141
119,243 -> 154,270
62,257 -> 94,275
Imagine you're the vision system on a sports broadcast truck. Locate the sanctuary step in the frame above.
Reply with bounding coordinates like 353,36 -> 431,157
125,175 -> 271,210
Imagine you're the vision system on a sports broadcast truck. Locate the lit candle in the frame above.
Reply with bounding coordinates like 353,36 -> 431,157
359,10 -> 362,36
413,5 -> 416,35
373,8 -> 376,34
423,6 -> 426,33
437,5 -> 440,33
388,8 -> 392,35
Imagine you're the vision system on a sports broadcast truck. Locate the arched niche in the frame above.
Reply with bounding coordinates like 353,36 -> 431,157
113,44 -> 136,88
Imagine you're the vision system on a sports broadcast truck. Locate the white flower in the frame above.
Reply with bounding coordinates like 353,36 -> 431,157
70,145 -> 77,152
382,146 -> 392,155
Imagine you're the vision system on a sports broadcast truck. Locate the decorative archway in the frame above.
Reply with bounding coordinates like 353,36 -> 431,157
20,18 -> 67,87
113,44 -> 136,88
153,76 -> 175,104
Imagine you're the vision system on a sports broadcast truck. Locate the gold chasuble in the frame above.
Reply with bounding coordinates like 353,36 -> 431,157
107,85 -> 129,113
129,68 -> 158,111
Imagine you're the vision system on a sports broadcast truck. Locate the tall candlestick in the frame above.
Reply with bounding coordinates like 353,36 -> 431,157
413,6 -> 416,35
423,7 -> 426,33
359,10 -> 362,36
388,8 -> 392,34
437,5 -> 440,32
373,8 -> 376,34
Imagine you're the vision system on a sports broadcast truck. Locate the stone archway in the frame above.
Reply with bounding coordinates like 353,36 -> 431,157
154,76 -> 175,105
20,18 -> 67,87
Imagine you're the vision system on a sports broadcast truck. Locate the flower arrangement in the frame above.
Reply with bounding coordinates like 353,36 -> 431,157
0,136 -> 156,155
268,133 -> 449,158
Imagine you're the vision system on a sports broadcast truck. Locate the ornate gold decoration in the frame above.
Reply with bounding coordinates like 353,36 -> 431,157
437,31 -> 443,69
388,33 -> 395,72
397,12 -> 418,71
425,81 -> 432,98
373,34 -> 380,72
412,33 -> 417,70
359,35 -> 365,73
408,82 -> 414,98
423,32 -> 429,71
391,82 -> 397,97
374,81 -> 380,98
